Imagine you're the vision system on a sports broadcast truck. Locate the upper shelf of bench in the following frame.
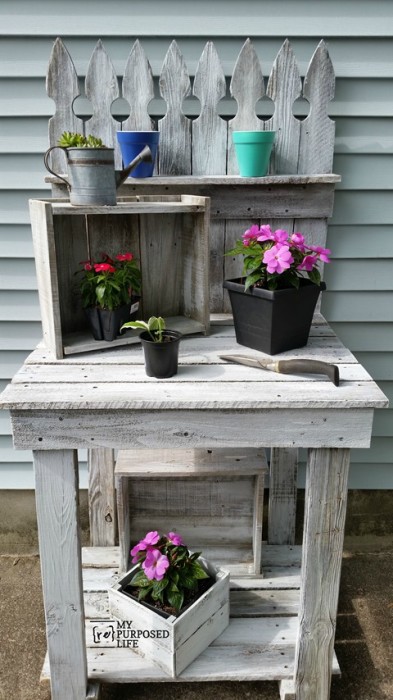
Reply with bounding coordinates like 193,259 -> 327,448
46,174 -> 341,186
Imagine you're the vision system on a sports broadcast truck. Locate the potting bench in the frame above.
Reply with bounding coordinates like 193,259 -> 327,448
1,37 -> 388,700
0,320 -> 387,699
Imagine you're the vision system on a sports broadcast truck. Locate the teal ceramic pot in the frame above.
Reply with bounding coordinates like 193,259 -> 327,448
233,130 -> 275,177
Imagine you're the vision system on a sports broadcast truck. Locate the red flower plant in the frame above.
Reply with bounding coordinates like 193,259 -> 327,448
76,251 -> 141,310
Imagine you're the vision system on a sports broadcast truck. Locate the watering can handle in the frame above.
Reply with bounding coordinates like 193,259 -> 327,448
44,147 -> 70,189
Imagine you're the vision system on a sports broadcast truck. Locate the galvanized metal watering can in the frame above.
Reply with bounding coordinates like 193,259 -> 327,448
44,144 -> 153,206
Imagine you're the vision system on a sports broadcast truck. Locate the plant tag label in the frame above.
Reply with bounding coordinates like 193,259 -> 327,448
130,301 -> 140,314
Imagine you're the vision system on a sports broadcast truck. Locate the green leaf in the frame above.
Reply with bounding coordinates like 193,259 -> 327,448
130,570 -> 150,587
191,561 -> 210,580
308,268 -> 321,286
244,270 -> 262,291
189,551 -> 202,561
152,578 -> 168,595
178,572 -> 197,589
167,590 -> 184,612
169,570 -> 179,585
120,320 -> 149,331
167,581 -> 179,594
95,285 -> 106,302
137,586 -> 151,601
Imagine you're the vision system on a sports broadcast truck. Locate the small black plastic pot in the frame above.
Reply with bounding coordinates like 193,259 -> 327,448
85,303 -> 131,342
140,330 -> 182,378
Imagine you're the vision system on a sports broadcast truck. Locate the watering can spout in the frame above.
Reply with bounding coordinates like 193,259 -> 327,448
116,145 -> 153,186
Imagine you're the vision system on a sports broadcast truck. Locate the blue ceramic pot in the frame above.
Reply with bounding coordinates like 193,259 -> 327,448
117,131 -> 159,178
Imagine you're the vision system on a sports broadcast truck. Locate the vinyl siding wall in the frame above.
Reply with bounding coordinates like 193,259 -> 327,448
0,0 -> 392,488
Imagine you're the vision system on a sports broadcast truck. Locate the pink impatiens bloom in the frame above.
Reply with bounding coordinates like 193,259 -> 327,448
167,532 -> 184,546
130,541 -> 146,563
143,530 -> 160,546
242,224 -> 261,246
291,232 -> 305,248
309,245 -> 331,263
256,224 -> 274,242
297,255 -> 318,272
130,530 -> 160,563
143,549 -> 170,581
272,229 -> 289,244
263,245 -> 294,274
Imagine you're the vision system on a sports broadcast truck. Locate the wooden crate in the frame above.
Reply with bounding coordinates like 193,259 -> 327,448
115,447 -> 267,576
108,558 -> 230,678
29,195 -> 210,359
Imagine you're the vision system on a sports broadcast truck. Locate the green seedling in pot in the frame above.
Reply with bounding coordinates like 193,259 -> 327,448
121,316 -> 166,342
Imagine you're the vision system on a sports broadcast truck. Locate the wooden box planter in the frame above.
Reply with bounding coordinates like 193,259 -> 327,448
108,558 -> 230,677
29,195 -> 210,359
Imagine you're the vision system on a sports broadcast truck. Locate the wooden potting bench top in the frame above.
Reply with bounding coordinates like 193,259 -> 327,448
0,318 -> 388,699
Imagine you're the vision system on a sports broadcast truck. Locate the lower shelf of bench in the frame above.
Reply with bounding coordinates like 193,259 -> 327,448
40,545 -> 341,685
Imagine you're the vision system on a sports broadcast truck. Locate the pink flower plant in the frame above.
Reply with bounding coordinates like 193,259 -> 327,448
129,530 -> 209,614
76,250 -> 141,310
226,224 -> 331,291
143,549 -> 170,581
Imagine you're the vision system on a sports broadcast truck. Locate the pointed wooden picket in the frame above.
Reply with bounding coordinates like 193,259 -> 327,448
192,42 -> 227,175
158,41 -> 192,175
298,40 -> 336,174
266,40 -> 302,174
85,40 -> 121,166
46,37 -> 84,172
228,38 -> 265,175
122,40 -> 155,132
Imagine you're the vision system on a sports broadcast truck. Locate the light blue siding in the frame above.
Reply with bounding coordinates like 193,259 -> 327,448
0,0 -> 392,488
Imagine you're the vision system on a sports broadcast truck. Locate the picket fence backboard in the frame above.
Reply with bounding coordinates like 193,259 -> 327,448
0,0 -> 392,489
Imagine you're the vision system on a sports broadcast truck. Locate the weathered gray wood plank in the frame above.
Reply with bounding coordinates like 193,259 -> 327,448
88,448 -> 116,546
192,41 -> 227,175
9,407 -> 377,451
298,40 -> 336,175
85,40 -> 120,165
122,39 -> 155,132
268,448 -> 298,545
158,41 -> 191,174
228,38 -> 265,174
266,40 -> 302,174
46,38 -> 84,172
293,447 -> 350,699
3,378 -> 385,410
115,446 -> 267,477
34,449 -> 87,699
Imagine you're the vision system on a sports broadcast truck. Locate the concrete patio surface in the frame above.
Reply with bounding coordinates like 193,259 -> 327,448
1,537 -> 392,700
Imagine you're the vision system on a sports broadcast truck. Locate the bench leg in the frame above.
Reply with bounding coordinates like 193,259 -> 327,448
34,449 -> 87,700
293,447 -> 350,699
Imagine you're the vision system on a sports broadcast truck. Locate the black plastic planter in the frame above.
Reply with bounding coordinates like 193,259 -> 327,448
223,278 -> 326,355
140,330 -> 182,378
85,303 -> 132,342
